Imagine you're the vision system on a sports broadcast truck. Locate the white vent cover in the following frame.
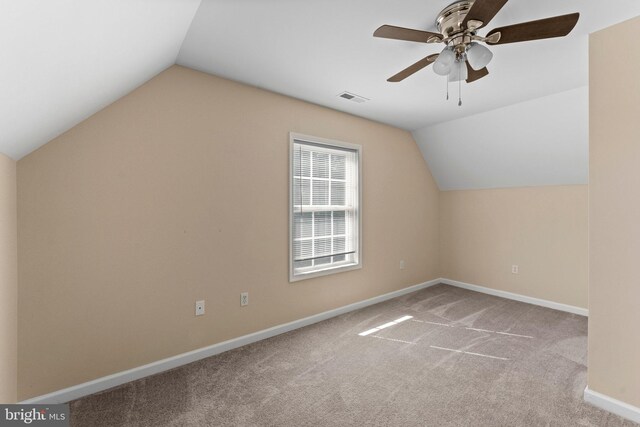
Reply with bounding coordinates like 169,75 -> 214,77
338,91 -> 369,104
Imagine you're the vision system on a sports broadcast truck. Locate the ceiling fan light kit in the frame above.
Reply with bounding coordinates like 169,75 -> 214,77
466,43 -> 493,70
373,0 -> 579,105
447,60 -> 468,83
433,47 -> 455,75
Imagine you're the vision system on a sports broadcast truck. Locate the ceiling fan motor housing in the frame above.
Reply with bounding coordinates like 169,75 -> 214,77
437,1 -> 474,36
437,1 -> 478,57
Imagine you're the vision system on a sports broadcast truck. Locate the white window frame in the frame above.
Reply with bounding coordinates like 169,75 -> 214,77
289,132 -> 362,282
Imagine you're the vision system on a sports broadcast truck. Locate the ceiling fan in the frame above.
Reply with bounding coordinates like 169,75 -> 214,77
374,0 -> 579,92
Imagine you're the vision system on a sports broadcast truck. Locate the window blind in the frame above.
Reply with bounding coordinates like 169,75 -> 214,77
292,139 -> 359,275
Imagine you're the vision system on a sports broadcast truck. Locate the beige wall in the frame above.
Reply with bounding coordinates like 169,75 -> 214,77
17,65 -> 440,400
440,185 -> 588,309
589,16 -> 640,408
0,153 -> 17,403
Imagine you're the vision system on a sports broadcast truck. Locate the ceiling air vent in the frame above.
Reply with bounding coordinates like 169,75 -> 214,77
338,91 -> 369,104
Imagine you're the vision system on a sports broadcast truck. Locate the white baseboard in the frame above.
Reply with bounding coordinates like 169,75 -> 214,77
440,278 -> 589,316
584,386 -> 640,424
20,278 -> 441,404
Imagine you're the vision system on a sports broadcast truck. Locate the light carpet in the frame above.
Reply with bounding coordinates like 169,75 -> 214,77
70,284 -> 636,426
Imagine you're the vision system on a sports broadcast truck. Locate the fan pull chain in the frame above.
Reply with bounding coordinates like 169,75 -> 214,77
458,74 -> 462,107
446,78 -> 449,101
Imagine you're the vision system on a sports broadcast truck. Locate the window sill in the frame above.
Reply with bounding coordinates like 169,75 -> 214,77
289,262 -> 361,283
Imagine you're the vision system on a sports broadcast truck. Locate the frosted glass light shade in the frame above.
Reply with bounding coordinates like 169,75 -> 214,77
467,43 -> 493,70
433,47 -> 455,76
437,47 -> 455,66
447,60 -> 468,82
433,60 -> 451,76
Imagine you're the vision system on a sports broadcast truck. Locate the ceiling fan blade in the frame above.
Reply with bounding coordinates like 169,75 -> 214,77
486,13 -> 579,45
388,54 -> 440,82
374,25 -> 443,43
466,62 -> 489,83
463,0 -> 509,30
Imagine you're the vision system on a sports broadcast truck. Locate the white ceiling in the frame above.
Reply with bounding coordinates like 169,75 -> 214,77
414,86 -> 588,191
2,0 -> 640,162
0,0 -> 201,160
179,0 -> 640,132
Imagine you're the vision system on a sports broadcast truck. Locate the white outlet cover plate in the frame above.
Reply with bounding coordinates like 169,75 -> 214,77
195,300 -> 205,316
241,292 -> 249,306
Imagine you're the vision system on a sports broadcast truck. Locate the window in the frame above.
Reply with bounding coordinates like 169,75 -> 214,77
289,133 -> 361,281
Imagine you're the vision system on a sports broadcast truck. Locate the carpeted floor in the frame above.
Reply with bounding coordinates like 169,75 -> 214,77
70,284 -> 636,426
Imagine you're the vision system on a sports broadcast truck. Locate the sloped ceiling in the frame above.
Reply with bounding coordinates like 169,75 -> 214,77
3,0 -> 640,176
413,87 -> 589,191
0,0 -> 201,160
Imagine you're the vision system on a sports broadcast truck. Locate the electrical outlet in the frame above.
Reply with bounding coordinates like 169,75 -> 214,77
512,265 -> 519,274
399,260 -> 405,270
195,300 -> 205,316
240,292 -> 249,307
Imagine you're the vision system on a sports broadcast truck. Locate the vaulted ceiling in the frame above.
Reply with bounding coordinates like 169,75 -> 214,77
0,0 -> 200,159
2,0 -> 640,168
